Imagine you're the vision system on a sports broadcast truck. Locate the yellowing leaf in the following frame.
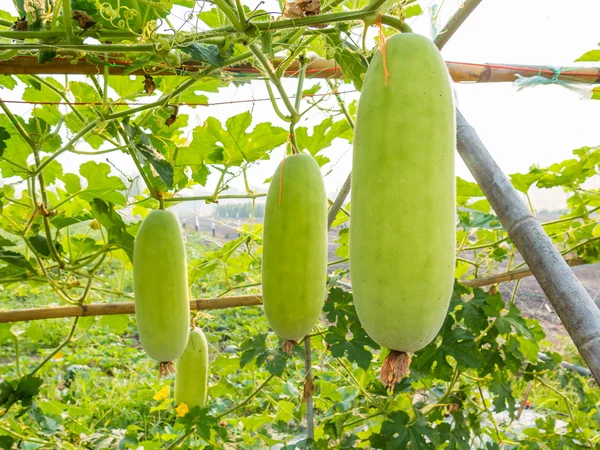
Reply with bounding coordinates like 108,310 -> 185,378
176,402 -> 190,417
153,385 -> 170,401
51,351 -> 64,360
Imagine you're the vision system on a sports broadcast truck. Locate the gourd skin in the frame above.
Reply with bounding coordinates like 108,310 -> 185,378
262,153 -> 327,341
175,328 -> 209,409
133,210 -> 190,362
350,33 -> 456,353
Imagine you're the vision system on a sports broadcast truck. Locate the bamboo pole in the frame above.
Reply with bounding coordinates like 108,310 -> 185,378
462,258 -> 585,288
456,109 -> 600,385
1,56 -> 599,84
0,295 -> 262,324
434,0 -> 483,49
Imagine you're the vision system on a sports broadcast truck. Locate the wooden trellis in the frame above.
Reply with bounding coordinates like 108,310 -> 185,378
0,55 -> 598,85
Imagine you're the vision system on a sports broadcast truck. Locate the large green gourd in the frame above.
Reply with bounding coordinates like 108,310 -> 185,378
351,34 -> 455,363
262,153 -> 327,342
133,209 -> 190,362
175,328 -> 209,409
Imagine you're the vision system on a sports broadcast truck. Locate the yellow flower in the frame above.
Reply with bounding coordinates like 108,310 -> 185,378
176,402 -> 190,417
153,386 -> 170,401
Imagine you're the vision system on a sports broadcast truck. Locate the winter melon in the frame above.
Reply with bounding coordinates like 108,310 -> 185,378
350,33 -> 456,384
133,209 -> 190,362
175,328 -> 209,409
262,153 -> 327,342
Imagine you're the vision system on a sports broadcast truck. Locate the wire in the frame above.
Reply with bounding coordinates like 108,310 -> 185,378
0,90 -> 358,108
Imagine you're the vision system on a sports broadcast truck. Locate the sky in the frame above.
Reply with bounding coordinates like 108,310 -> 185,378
3,0 -> 600,212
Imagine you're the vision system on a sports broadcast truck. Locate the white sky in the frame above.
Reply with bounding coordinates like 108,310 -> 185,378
3,0 -> 600,211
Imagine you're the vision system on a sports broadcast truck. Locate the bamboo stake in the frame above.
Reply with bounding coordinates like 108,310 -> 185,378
433,0 -> 483,49
456,109 -> 600,385
1,56 -> 599,84
462,258 -> 585,288
0,295 -> 262,324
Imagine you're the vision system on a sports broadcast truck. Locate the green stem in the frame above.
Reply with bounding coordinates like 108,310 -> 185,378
463,236 -> 509,251
294,58 -> 307,112
53,189 -> 84,210
163,193 -> 266,203
457,256 -> 478,267
30,143 -> 65,267
0,43 -> 156,52
560,235 -> 600,256
0,100 -> 36,148
264,81 -> 292,122
217,282 -> 261,297
213,0 -> 244,31
69,146 -> 128,155
251,43 -> 298,121
51,0 -> 63,31
535,377 -> 574,423
235,0 -> 247,24
380,14 -> 412,32
343,412 -> 384,430
30,317 -> 80,376
32,119 -> 106,176
0,156 -> 31,174
509,279 -> 521,306
216,374 -> 275,419
475,319 -> 496,343
14,335 -> 21,378
327,79 -> 355,128
63,0 -> 74,43
33,76 -> 198,177
336,357 -> 387,414
328,257 -> 348,266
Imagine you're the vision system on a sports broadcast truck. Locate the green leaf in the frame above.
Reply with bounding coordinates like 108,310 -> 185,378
326,34 -> 367,91
372,412 -> 435,449
99,315 -> 129,335
136,134 -> 174,190
180,43 -> 229,67
302,84 -> 321,96
109,75 -> 145,99
28,234 -> 54,257
21,76 -> 62,103
0,75 -> 17,90
0,436 -> 15,450
404,3 -> 422,18
190,112 -> 287,167
0,127 -> 10,156
509,171 -> 543,194
0,374 -> 43,411
412,314 -> 483,380
323,288 -> 378,369
456,177 -> 483,197
51,212 -> 94,230
489,371 -> 516,418
0,249 -> 36,273
198,7 -> 231,28
295,117 -> 352,157
0,237 -> 16,247
71,0 -> 98,15
260,33 -> 274,59
90,199 -> 135,261
240,333 -> 289,376
576,49 -> 600,62
79,161 -> 127,205
179,407 -> 221,440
